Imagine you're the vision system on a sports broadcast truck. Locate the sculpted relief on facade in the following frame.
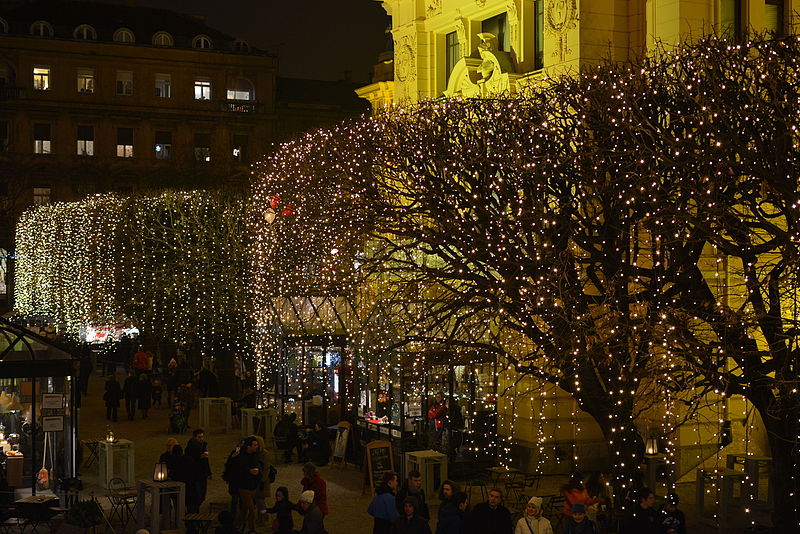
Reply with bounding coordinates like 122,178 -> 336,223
546,0 -> 579,62
393,31 -> 418,103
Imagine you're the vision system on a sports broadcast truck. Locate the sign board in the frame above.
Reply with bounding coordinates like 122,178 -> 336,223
42,416 -> 64,432
333,421 -> 350,463
363,440 -> 393,495
41,394 -> 64,410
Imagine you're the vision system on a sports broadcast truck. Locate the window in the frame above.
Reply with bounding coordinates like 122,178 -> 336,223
33,66 -> 50,91
30,21 -> 53,37
77,68 -> 95,93
534,0 -> 544,70
73,24 -> 96,40
226,78 -> 254,101
233,40 -> 250,53
720,0 -> 742,41
0,121 -> 8,152
0,17 -> 8,34
194,133 -> 211,162
33,186 -> 51,206
445,31 -> 459,84
152,31 -> 174,46
482,13 -> 509,52
33,124 -> 51,154
155,74 -> 171,98
192,35 -> 213,49
232,134 -> 248,162
116,71 -> 133,96
154,131 -> 172,160
113,28 -> 135,43
194,78 -> 212,100
116,127 -> 134,158
765,0 -> 783,37
76,125 -> 94,156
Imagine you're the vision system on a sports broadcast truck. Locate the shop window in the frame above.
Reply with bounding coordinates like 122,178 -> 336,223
0,121 -> 8,152
152,31 -> 174,47
76,125 -> 94,156
232,134 -> 248,162
194,78 -> 212,100
77,68 -> 95,93
116,71 -> 133,96
113,28 -> 136,43
194,133 -> 211,162
30,20 -> 54,37
534,0 -> 544,70
154,131 -> 172,160
445,31 -> 459,84
765,0 -> 783,37
482,13 -> 509,52
226,78 -> 254,101
155,74 -> 171,98
33,66 -> 50,91
116,127 -> 134,158
33,123 -> 51,154
73,24 -> 96,40
192,35 -> 213,49
33,186 -> 51,205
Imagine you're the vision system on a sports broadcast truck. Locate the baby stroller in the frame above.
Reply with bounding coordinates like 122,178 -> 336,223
168,402 -> 187,433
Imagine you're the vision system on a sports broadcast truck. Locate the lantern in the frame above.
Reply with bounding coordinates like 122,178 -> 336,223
153,462 -> 168,481
645,435 -> 658,456
106,430 -> 115,443
264,208 -> 277,225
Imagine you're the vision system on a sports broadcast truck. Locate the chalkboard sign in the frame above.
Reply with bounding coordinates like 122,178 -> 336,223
363,440 -> 393,495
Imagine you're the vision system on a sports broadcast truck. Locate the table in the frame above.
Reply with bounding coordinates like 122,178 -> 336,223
726,454 -> 772,506
15,495 -> 59,534
184,512 -> 218,534
137,479 -> 184,534
486,466 -> 520,486
81,439 -> 100,467
99,439 -> 135,489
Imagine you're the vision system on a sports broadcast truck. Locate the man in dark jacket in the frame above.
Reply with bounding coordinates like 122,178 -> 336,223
185,428 -> 212,513
298,490 -> 326,534
436,491 -> 467,534
122,371 -> 137,421
621,488 -> 660,534
469,488 -> 512,534
391,496 -> 432,534
103,375 -> 122,421
232,436 -> 262,533
395,471 -> 429,521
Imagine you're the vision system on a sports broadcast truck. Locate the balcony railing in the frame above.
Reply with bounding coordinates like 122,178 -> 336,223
0,87 -> 22,100
222,99 -> 261,113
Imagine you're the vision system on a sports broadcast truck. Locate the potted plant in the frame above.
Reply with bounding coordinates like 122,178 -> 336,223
58,499 -> 105,534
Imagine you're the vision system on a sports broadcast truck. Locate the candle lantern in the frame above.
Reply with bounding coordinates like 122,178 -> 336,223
153,462 -> 168,481
645,435 -> 659,456
106,430 -> 115,443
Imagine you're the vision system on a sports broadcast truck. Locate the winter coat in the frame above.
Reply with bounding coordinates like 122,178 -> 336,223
265,499 -> 295,534
185,438 -> 212,480
391,515 -> 433,534
562,488 -> 597,517
395,485 -> 429,520
103,379 -> 123,408
123,376 -> 137,399
469,502 -> 513,534
368,484 -> 399,534
300,472 -> 328,516
135,379 -> 152,410
434,502 -> 464,534
299,503 -> 326,534
563,518 -> 598,534
232,450 -> 262,491
620,505 -> 660,534
514,516 -> 553,534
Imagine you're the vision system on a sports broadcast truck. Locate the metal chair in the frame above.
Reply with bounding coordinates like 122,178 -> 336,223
107,477 -> 137,530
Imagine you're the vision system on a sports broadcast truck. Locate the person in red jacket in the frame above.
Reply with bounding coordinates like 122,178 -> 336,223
133,347 -> 149,376
561,473 -> 598,519
300,463 -> 328,516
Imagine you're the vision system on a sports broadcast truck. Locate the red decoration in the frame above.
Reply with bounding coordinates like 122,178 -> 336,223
282,203 -> 295,217
269,194 -> 280,210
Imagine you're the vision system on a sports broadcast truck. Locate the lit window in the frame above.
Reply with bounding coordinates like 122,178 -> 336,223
226,78 -> 254,101
116,127 -> 134,158
116,71 -> 133,96
155,131 -> 172,160
33,124 -> 51,154
194,79 -> 212,100
482,13 -> 509,52
33,186 -> 51,206
73,24 -> 97,40
152,31 -> 174,47
533,0 -> 544,70
30,21 -> 54,37
445,31 -> 459,84
0,121 -> 8,152
194,133 -> 211,162
192,35 -> 213,49
765,0 -> 783,37
77,125 -> 94,156
232,134 -> 248,162
77,68 -> 95,93
155,74 -> 171,98
113,28 -> 136,44
33,66 -> 50,91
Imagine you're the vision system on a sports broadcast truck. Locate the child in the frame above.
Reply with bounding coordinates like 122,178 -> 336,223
151,378 -> 163,407
264,486 -> 295,534
564,503 -> 598,534
659,493 -> 686,534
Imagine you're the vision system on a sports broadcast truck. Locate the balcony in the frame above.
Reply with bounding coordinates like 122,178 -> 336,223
222,99 -> 261,113
0,87 -> 23,100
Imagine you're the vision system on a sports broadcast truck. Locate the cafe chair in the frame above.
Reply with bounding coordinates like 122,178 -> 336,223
107,477 -> 137,529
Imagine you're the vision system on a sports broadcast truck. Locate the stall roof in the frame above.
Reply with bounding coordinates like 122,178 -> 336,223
0,316 -> 78,378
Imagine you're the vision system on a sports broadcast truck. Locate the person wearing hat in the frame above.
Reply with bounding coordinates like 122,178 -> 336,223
563,503 -> 598,534
300,462 -> 328,516
515,496 -> 552,534
620,487 -> 659,534
391,496 -> 432,534
658,493 -> 686,534
298,490 -> 326,534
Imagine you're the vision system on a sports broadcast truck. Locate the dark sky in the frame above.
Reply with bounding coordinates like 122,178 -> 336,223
103,0 -> 389,82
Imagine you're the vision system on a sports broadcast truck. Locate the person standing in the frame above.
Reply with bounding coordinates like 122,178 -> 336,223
396,471 -> 430,521
186,429 -> 212,513
563,503 -> 598,534
136,373 -> 152,419
620,488 -> 659,534
232,436 -> 262,533
133,346 -> 149,376
391,496 -> 432,534
103,375 -> 122,422
265,486 -> 295,534
659,493 -> 686,534
514,496 -> 552,534
435,491 -> 467,534
470,488 -> 513,534
369,471 -> 400,534
253,435 -> 273,523
561,473 -> 597,520
300,463 -> 328,516
297,490 -> 325,534
123,371 -> 137,421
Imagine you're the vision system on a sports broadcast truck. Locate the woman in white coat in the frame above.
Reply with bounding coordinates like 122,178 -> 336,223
515,496 -> 553,534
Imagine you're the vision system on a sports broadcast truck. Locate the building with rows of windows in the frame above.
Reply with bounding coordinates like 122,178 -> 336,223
0,0 -> 277,255
358,0 -> 794,109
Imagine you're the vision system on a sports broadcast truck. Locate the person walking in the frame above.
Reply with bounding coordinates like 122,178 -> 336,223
514,496 -> 552,534
396,470 -> 430,521
561,473 -> 597,521
300,463 -> 328,516
232,436 -> 262,533
133,346 -> 149,376
297,490 -> 325,534
103,375 -> 122,422
470,488 -> 513,534
369,471 -> 400,534
264,486 -> 295,534
123,371 -> 137,421
435,491 -> 467,534
136,373 -> 152,419
391,496 -> 432,534
186,429 -> 212,513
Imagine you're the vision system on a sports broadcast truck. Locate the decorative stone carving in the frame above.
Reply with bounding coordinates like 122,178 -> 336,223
426,0 -> 442,17
506,0 -> 519,53
546,0 -> 579,62
393,31 -> 417,102
475,0 -> 487,7
455,19 -> 467,58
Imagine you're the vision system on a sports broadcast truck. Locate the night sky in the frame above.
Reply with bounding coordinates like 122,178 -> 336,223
102,0 -> 389,82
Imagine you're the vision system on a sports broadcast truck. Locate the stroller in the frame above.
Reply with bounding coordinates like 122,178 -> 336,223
168,402 -> 187,433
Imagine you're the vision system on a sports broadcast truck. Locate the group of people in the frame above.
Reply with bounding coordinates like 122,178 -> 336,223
158,429 -> 213,514
102,371 -> 161,421
273,415 -> 333,467
368,470 -> 687,534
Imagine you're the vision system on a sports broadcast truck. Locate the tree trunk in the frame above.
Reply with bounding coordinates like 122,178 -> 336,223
758,406 -> 800,534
